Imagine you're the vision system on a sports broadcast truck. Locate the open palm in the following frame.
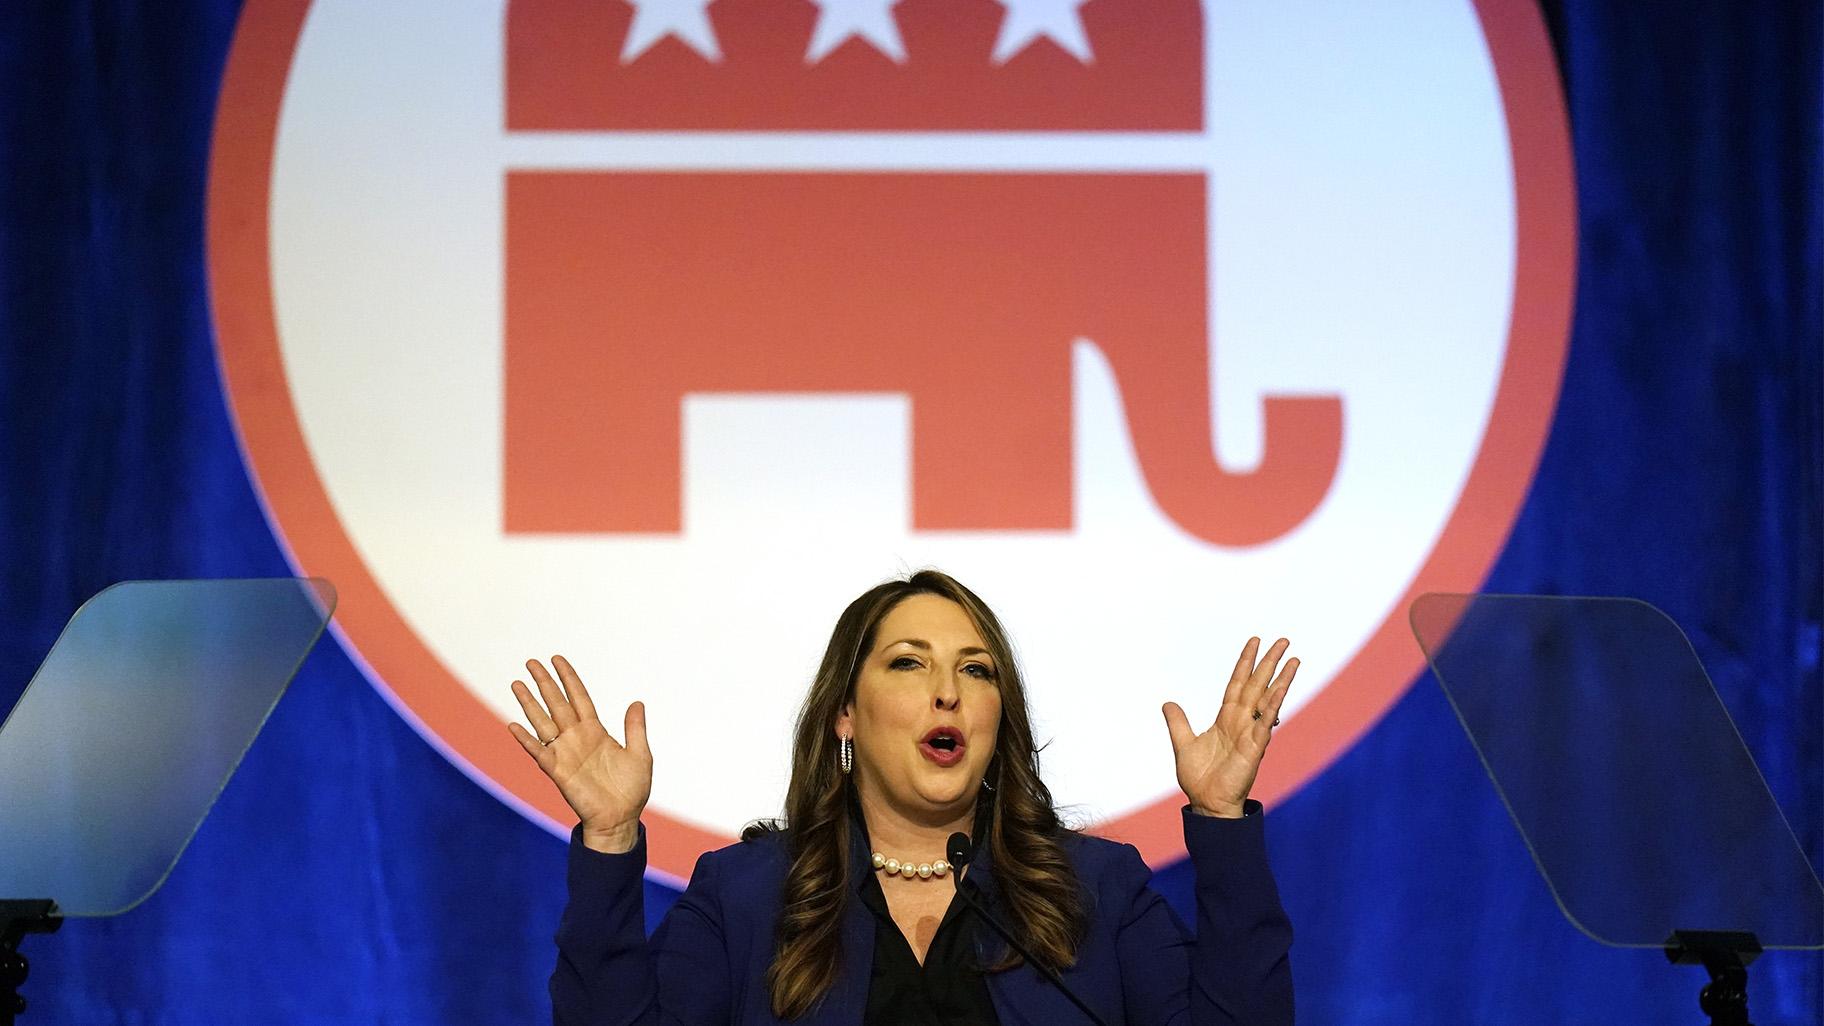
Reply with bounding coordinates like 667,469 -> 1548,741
508,655 -> 651,851
1162,637 -> 1298,818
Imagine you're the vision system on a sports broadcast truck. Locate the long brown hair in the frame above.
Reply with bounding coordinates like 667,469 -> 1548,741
746,569 -> 1085,1019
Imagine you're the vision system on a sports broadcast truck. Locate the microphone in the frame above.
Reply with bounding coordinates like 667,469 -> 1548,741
946,832 -> 1110,1026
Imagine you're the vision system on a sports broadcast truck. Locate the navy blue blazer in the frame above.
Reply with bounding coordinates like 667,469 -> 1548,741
552,803 -> 1293,1025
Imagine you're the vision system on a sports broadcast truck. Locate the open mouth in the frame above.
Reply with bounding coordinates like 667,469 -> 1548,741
918,727 -> 966,766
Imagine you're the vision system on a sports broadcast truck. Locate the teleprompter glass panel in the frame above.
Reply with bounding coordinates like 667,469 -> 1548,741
1410,593 -> 1823,949
0,579 -> 335,916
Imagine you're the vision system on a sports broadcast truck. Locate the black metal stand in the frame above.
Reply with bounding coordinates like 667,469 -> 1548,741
1665,930 -> 1762,1026
0,901 -> 61,1026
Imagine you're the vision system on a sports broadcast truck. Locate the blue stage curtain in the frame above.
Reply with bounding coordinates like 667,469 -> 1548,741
0,1 -> 1816,1023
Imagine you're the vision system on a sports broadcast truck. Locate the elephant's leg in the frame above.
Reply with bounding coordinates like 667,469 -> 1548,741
504,172 -> 701,533
505,357 -> 686,534
911,357 -> 1072,532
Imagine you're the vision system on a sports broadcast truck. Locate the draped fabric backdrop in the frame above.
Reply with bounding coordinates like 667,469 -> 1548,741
1,2 -> 1818,1023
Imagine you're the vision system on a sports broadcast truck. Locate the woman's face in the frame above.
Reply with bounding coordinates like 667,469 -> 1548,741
836,593 -> 1004,825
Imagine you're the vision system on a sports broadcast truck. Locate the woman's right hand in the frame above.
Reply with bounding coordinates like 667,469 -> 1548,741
509,655 -> 652,854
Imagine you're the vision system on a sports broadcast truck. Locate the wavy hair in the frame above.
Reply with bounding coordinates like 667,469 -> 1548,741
744,569 -> 1085,1019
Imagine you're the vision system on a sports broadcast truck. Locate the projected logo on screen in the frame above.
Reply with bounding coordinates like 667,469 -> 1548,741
209,0 -> 1574,881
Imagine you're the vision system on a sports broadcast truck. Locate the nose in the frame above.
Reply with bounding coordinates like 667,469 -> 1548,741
933,669 -> 961,712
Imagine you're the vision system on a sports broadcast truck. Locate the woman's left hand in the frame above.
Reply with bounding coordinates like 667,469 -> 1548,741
1162,637 -> 1299,819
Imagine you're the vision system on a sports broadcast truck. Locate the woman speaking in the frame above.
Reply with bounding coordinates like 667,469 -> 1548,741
510,570 -> 1297,1025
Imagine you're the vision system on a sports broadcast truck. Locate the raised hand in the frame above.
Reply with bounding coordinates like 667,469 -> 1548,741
1162,637 -> 1298,819
508,655 -> 652,853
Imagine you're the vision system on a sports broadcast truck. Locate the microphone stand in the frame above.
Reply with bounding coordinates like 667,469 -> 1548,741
947,834 -> 1109,1026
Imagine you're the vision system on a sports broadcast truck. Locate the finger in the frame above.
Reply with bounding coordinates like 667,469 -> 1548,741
511,679 -> 560,740
507,721 -> 550,764
624,700 -> 650,757
528,659 -> 579,729
1241,638 -> 1291,706
1221,637 -> 1261,706
1270,655 -> 1299,695
1161,702 -> 1195,754
1261,658 -> 1298,719
1247,659 -> 1299,741
551,654 -> 599,724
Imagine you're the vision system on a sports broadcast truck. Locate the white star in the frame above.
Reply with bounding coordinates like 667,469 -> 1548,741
621,0 -> 721,64
992,0 -> 1093,64
805,0 -> 907,64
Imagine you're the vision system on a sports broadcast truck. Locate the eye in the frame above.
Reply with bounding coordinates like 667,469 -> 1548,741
889,655 -> 922,670
963,662 -> 998,680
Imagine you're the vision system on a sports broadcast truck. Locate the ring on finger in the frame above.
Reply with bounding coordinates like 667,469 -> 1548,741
540,732 -> 559,747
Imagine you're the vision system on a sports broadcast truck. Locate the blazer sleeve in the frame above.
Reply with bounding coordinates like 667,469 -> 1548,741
1113,802 -> 1295,1026
550,825 -> 733,1026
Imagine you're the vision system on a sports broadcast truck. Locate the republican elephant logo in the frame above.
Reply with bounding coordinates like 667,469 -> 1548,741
502,1 -> 1338,546
209,0 -> 1574,880
505,175 -> 1341,545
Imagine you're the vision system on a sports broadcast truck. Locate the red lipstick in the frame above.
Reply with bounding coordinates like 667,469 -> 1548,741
917,726 -> 966,767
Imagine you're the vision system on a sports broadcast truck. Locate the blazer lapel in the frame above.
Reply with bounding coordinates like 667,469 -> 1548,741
971,856 -> 1104,1026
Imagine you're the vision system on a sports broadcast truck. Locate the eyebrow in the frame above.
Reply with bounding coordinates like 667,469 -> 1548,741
882,638 -> 992,658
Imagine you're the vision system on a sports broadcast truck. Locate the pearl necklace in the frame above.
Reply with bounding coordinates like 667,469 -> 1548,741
870,851 -> 952,880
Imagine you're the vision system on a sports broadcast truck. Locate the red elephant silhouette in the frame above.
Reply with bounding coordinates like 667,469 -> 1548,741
502,0 -> 1341,547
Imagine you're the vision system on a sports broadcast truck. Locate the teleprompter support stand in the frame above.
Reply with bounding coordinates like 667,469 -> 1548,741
1665,930 -> 1762,1026
0,901 -> 61,1026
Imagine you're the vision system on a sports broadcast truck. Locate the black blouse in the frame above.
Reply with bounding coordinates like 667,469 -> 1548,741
858,868 -> 1001,1026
